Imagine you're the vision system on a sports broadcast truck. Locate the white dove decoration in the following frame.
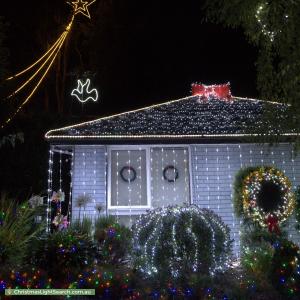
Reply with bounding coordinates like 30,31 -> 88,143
71,79 -> 99,103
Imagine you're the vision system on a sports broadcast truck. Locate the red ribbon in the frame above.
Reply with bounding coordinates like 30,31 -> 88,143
265,214 -> 281,235
191,83 -> 232,100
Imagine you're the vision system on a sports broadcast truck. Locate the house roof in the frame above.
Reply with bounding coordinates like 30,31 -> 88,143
45,95 -> 296,143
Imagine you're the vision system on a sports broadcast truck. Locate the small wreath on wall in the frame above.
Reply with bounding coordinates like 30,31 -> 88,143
120,166 -> 137,183
238,166 -> 295,229
163,165 -> 179,183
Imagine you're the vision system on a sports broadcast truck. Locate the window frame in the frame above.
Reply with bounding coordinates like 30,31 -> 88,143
107,145 -> 152,211
107,145 -> 192,212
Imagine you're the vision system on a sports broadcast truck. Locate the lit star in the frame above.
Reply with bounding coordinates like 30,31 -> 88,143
69,0 -> 96,19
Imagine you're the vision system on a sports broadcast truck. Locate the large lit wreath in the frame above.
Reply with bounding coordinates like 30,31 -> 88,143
242,167 -> 295,231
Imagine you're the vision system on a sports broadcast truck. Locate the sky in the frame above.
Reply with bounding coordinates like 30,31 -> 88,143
2,0 -> 258,117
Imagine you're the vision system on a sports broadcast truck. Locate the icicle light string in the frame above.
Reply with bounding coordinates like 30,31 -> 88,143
6,31 -> 68,81
93,149 -> 97,216
59,151 -> 63,192
2,0 -> 98,129
128,150 -> 132,226
68,151 -> 74,221
6,32 -> 67,99
47,149 -> 54,232
1,26 -> 70,129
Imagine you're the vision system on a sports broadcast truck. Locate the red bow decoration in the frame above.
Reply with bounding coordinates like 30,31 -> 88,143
191,83 -> 232,101
265,214 -> 281,235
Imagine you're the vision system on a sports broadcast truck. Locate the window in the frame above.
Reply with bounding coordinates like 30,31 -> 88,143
150,147 -> 190,207
108,146 -> 190,213
109,149 -> 149,209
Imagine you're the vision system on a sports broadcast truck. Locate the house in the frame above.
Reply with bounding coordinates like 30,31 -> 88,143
45,84 -> 300,253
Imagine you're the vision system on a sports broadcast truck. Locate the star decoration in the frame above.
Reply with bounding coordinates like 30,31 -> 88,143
68,0 -> 96,19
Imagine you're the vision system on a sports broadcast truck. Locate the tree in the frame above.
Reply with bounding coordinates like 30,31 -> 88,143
204,1 -> 300,132
0,16 -> 9,82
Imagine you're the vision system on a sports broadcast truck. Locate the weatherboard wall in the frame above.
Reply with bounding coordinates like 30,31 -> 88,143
70,143 -> 300,255
72,145 -> 107,219
190,143 -> 300,254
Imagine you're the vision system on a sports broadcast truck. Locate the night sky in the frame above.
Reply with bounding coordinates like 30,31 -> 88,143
2,0 -> 258,118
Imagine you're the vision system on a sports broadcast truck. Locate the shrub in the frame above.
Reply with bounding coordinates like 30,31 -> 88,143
132,205 -> 232,282
241,241 -> 274,289
270,239 -> 300,299
70,217 -> 93,235
94,216 -> 132,265
0,195 -> 43,272
32,228 -> 96,279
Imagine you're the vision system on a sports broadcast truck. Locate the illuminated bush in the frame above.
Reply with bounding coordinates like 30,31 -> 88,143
132,205 -> 232,281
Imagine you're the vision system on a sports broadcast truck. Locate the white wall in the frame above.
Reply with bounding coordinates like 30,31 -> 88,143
71,143 -> 300,255
191,143 -> 300,254
72,145 -> 107,219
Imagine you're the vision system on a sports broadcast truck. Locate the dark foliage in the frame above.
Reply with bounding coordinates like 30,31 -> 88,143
204,0 -> 300,145
270,239 -> 300,299
94,216 -> 132,265
31,228 -> 96,279
0,196 -> 44,274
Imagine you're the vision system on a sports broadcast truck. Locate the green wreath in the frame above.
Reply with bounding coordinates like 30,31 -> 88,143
234,166 -> 295,227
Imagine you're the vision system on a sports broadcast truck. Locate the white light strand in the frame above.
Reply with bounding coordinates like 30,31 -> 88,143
173,149 -> 177,204
184,148 -> 189,203
291,149 -> 297,189
59,150 -> 62,192
227,146 -> 237,251
138,148 -> 142,209
216,148 -> 220,211
206,147 -> 210,209
194,148 -> 200,204
104,150 -> 108,217
255,2 -> 276,42
68,151 -> 74,221
150,148 -> 154,207
116,151 -> 119,221
128,150 -> 132,226
45,95 -> 295,141
82,151 -> 86,220
161,148 -> 165,205
93,149 -> 97,216
47,149 -> 54,232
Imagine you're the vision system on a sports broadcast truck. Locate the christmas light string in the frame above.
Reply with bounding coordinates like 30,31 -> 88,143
47,148 -> 54,232
68,151 -> 74,222
255,2 -> 275,42
1,20 -> 72,129
133,205 -> 231,277
6,32 -> 67,100
45,94 -> 297,140
6,32 -> 67,81
1,0 -> 97,129
242,167 -> 295,227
